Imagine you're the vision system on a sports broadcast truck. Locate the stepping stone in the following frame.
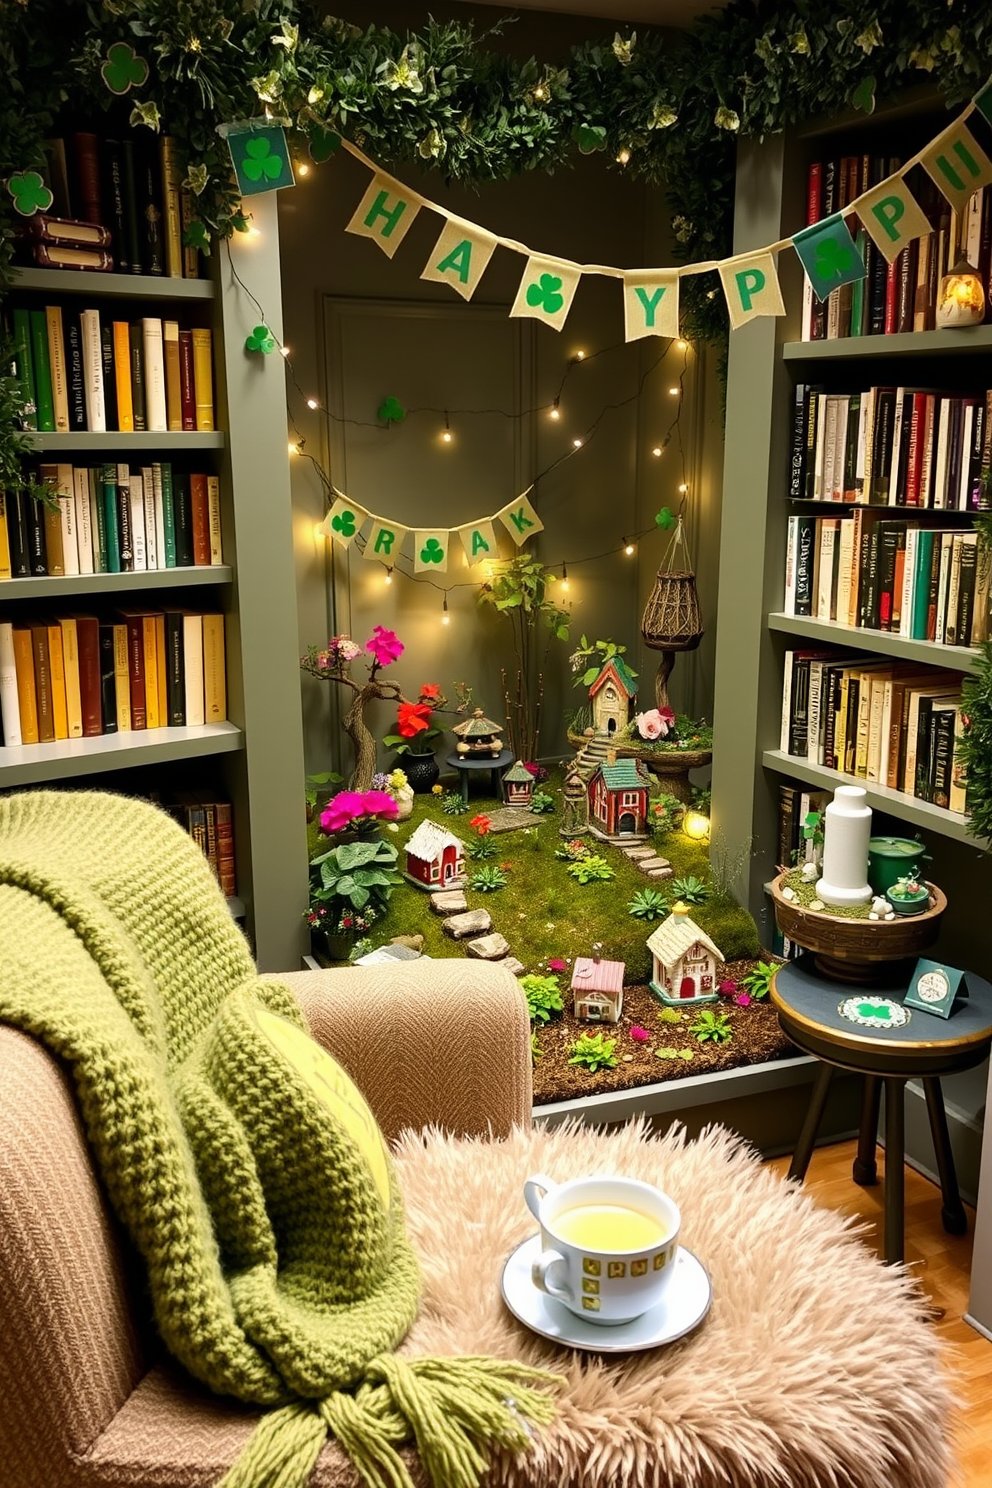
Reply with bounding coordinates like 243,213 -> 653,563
390,933 -> 424,952
623,845 -> 656,860
442,909 -> 493,940
430,890 -> 467,915
503,956 -> 526,977
648,867 -> 674,880
465,933 -> 510,961
483,807 -> 543,834
637,856 -> 669,872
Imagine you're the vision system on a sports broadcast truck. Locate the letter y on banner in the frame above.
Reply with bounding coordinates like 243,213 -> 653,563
346,173 -> 421,258
717,252 -> 786,330
497,494 -> 544,546
622,272 -> 680,340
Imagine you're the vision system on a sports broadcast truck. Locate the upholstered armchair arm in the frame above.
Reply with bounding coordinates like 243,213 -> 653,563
275,958 -> 532,1142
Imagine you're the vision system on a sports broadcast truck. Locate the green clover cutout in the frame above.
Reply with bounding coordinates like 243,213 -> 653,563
526,272 -> 565,315
655,506 -> 676,530
242,137 -> 285,183
814,237 -> 854,281
309,126 -> 341,163
852,74 -> 876,115
859,1001 -> 890,1021
572,124 -> 607,154
245,324 -> 276,355
7,171 -> 53,217
420,538 -> 445,564
332,509 -> 358,537
183,219 -> 210,253
101,41 -> 150,96
377,396 -> 406,425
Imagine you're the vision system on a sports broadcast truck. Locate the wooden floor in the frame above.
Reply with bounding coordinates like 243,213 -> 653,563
767,1141 -> 992,1486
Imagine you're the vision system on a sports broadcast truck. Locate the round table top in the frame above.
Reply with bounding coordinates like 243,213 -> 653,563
445,749 -> 514,771
771,957 -> 992,1078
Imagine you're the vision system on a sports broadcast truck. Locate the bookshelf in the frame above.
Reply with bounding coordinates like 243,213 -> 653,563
1,191 -> 308,969
783,327 -> 992,361
766,612 -> 979,673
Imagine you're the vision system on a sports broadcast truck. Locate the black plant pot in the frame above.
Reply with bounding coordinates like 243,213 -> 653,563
400,754 -> 440,793
312,928 -> 356,963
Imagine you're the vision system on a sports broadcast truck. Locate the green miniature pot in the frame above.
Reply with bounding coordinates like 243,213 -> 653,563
868,837 -> 924,895
885,885 -> 931,917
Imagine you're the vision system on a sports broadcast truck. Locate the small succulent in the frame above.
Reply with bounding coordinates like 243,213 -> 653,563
658,1007 -> 684,1024
649,792 -> 685,834
627,888 -> 668,920
470,865 -> 508,892
568,1031 -> 618,1072
440,791 -> 468,815
690,1009 -> 733,1044
566,854 -> 615,884
740,961 -> 778,1000
521,973 -> 563,1025
656,1046 -> 694,1061
529,790 -> 556,814
669,874 -> 711,905
466,835 -> 496,860
531,1030 -> 542,1062
554,838 -> 590,862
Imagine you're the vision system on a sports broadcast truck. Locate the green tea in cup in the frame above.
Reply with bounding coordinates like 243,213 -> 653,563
552,1203 -> 668,1253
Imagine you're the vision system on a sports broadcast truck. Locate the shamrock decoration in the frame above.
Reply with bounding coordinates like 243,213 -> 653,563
7,171 -> 53,217
101,41 -> 149,96
419,538 -> 445,564
309,126 -> 341,163
526,273 -> 565,315
814,237 -> 854,281
332,509 -> 358,537
572,124 -> 607,154
655,506 -> 676,531
245,324 -> 276,355
852,74 -> 877,115
377,396 -> 406,425
183,220 -> 210,254
242,137 -> 285,183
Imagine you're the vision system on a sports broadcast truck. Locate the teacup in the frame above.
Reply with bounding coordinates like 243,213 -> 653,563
524,1172 -> 681,1325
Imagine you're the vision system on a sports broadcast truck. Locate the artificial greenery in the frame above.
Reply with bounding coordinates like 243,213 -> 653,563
568,1030 -> 618,1073
690,1008 -> 733,1044
466,834 -> 496,860
656,1046 -> 695,1061
669,874 -> 710,904
470,865 -> 508,892
440,791 -> 468,816
649,793 -> 686,834
529,790 -> 556,814
520,973 -> 564,1025
740,960 -> 779,1000
569,635 -> 637,691
305,769 -> 343,818
565,853 -> 616,885
627,888 -> 669,920
554,837 -> 591,862
308,835 -> 401,918
531,1030 -> 542,1063
478,554 -> 570,761
961,640 -> 992,846
657,1006 -> 685,1024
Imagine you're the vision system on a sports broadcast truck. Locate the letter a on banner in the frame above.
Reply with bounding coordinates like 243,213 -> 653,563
414,529 -> 450,573
497,494 -> 544,547
421,217 -> 498,300
622,272 -> 680,340
323,495 -> 369,548
510,256 -> 581,333
857,176 -> 933,264
792,213 -> 867,303
345,173 -> 421,258
921,121 -> 992,215
457,519 -> 499,565
717,252 -> 786,331
362,517 -> 409,562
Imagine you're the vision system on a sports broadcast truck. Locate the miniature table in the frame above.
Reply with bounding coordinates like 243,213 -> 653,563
445,749 -> 514,804
771,957 -> 992,1265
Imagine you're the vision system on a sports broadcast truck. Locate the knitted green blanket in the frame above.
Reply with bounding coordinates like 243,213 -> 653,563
0,792 -> 556,1488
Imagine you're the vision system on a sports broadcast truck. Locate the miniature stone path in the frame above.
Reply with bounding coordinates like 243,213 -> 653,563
465,932 -> 510,960
441,909 -> 493,940
430,890 -> 468,915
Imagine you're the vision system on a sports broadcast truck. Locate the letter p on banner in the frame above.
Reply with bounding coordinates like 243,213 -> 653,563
857,176 -> 933,264
497,494 -> 544,547
622,272 -> 680,341
345,172 -> 421,258
717,252 -> 786,330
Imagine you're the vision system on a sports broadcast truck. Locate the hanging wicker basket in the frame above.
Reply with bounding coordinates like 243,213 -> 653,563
641,519 -> 704,653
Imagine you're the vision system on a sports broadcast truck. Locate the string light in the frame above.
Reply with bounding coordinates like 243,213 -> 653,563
652,446 -> 663,457
549,399 -> 561,421
306,397 -> 318,410
533,84 -> 548,101
668,386 -> 679,396
572,437 -> 582,448
442,411 -> 452,444
313,521 -> 325,540
624,540 -> 636,556
288,441 -> 299,455
678,482 -> 688,493
280,345 -> 291,357
246,225 -> 261,238
560,563 -> 569,590
676,339 -> 688,351
441,595 -> 450,624
298,162 -> 310,177
574,350 -> 586,360
384,567 -> 393,585
616,148 -> 631,166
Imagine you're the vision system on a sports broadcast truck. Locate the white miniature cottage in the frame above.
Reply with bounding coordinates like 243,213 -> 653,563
571,956 -> 625,1023
404,819 -> 465,890
646,903 -> 723,1005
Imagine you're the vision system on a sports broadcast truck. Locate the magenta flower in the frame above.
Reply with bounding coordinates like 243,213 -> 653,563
630,1025 -> 651,1042
547,957 -> 567,973
320,790 -> 366,833
366,626 -> 404,667
361,790 -> 399,819
717,979 -> 738,998
657,705 -> 676,736
734,992 -> 752,1007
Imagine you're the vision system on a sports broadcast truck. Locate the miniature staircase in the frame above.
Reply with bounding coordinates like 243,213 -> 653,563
573,730 -> 614,779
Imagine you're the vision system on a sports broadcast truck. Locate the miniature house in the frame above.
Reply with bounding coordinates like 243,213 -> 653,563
404,819 -> 465,890
587,754 -> 650,840
452,707 -> 504,758
588,656 -> 637,736
571,956 -> 625,1022
502,759 -> 535,807
646,903 -> 723,1005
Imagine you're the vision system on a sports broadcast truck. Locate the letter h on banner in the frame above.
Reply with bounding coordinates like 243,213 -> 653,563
346,173 -> 421,258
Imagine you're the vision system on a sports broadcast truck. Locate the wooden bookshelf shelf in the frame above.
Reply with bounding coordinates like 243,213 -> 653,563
785,499 -> 977,516
0,722 -> 242,787
782,327 -> 992,361
25,432 -> 224,452
767,612 -> 979,673
761,748 -> 973,843
0,566 -> 233,599
13,268 -> 214,301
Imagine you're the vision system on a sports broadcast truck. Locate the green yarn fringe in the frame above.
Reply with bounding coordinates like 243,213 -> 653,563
220,1356 -> 562,1488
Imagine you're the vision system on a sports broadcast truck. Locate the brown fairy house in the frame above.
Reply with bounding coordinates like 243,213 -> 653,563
588,656 -> 637,737
502,759 -> 535,807
404,819 -> 465,890
587,754 -> 649,840
571,955 -> 625,1023
647,903 -> 723,1006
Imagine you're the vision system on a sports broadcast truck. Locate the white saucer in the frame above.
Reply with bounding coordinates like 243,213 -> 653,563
500,1234 -> 711,1353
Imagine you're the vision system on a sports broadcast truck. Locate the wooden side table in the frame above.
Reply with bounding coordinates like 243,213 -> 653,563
771,959 -> 992,1265
444,749 -> 514,804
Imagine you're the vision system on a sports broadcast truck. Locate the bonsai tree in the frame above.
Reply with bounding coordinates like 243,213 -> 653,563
478,554 -> 570,761
300,627 -> 410,791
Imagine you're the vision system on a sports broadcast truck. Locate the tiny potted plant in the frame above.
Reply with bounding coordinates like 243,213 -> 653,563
307,788 -> 402,958
885,873 -> 931,917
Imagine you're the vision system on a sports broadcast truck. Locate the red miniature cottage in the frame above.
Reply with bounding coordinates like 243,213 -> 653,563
502,759 -> 535,807
571,955 -> 625,1022
647,903 -> 723,1005
587,753 -> 650,840
588,655 -> 637,736
404,819 -> 465,890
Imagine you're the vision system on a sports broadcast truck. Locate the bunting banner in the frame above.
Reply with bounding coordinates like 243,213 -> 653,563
362,516 -> 408,563
319,485 -> 545,571
316,76 -> 992,343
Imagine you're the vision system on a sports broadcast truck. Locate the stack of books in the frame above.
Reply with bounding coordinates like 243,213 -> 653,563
8,305 -> 214,433
800,160 -> 991,340
790,384 -> 992,510
0,463 -> 222,578
784,511 -> 990,647
159,790 -> 236,896
0,610 -> 226,745
780,648 -> 967,810
26,131 -> 199,278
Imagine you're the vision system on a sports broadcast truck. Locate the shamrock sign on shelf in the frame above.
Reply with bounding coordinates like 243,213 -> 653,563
7,170 -> 53,217
792,212 -> 867,303
245,324 -> 276,355
101,41 -> 150,95
377,396 -> 406,425
227,124 -> 295,196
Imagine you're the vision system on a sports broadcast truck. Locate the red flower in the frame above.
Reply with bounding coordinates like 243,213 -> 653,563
419,683 -> 442,700
470,813 -> 491,836
397,701 -> 433,737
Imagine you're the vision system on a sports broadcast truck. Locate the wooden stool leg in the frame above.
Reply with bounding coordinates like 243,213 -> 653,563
788,1062 -> 834,1182
883,1078 -> 906,1266
923,1078 -> 968,1236
853,1075 -> 882,1186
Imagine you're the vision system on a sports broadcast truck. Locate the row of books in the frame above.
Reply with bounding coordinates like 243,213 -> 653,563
0,464 -> 222,579
158,791 -> 236,897
784,512 -> 990,648
777,784 -> 831,870
790,384 -> 992,510
780,649 -> 967,811
800,157 -> 992,341
25,131 -> 200,278
0,610 -> 226,747
8,305 -> 214,433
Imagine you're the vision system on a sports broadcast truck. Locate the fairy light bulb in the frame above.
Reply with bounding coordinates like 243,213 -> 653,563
652,446 -> 663,457
298,162 -> 310,177
313,521 -> 325,541
572,437 -> 582,448
678,483 -> 688,494
384,567 -> 393,585
668,386 -> 679,396
561,563 -> 570,591
575,350 -> 586,360
677,338 -> 688,351
288,441 -> 298,456
624,541 -> 635,556
441,596 -> 450,625
442,412 -> 452,444
533,84 -> 548,101
549,400 -> 560,421
306,397 -> 318,410
617,148 -> 631,166
280,345 -> 290,358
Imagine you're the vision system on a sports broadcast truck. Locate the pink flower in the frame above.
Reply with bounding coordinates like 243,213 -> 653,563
658,706 -> 676,736
547,957 -> 567,973
366,626 -> 404,667
336,636 -> 361,662
734,992 -> 752,1007
361,790 -> 399,819
717,979 -> 738,998
320,790 -> 366,834
630,1026 -> 651,1042
635,708 -> 664,740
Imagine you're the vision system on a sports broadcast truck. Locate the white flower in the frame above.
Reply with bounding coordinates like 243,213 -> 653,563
130,101 -> 161,133
649,104 -> 678,130
381,46 -> 424,94
854,21 -> 882,53
612,31 -> 636,65
714,106 -> 740,132
270,21 -> 299,51
251,70 -> 283,104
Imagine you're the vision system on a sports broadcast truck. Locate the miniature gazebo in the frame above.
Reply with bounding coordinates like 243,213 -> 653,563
588,655 -> 637,736
404,819 -> 466,890
559,764 -> 589,837
571,955 -> 625,1022
502,759 -> 535,807
647,902 -> 723,1005
452,707 -> 504,758
587,753 -> 650,840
